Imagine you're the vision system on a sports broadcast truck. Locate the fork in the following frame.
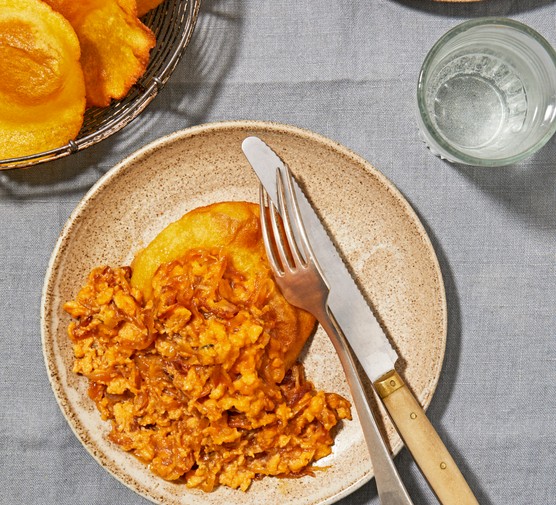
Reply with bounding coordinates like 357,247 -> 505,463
258,166 -> 414,505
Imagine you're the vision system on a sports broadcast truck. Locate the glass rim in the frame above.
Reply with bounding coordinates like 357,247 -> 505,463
417,17 -> 556,166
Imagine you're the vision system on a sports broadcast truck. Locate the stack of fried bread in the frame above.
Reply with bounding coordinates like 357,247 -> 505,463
0,0 -> 164,159
64,202 -> 351,491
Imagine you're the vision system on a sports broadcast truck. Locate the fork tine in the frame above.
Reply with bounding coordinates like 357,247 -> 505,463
268,181 -> 294,272
276,167 -> 306,268
277,164 -> 316,265
259,185 -> 284,276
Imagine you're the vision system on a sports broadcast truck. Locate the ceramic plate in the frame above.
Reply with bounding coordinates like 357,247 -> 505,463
42,120 -> 447,505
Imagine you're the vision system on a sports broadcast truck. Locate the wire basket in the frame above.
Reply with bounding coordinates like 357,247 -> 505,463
0,0 -> 201,170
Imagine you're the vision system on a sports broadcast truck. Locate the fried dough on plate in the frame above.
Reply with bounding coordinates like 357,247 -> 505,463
0,0 -> 85,159
64,202 -> 350,490
131,201 -> 316,379
45,0 -> 156,107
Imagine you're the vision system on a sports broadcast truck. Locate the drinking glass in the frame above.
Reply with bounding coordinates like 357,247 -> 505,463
417,18 -> 556,166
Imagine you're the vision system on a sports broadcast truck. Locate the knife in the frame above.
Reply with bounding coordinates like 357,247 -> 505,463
242,136 -> 478,505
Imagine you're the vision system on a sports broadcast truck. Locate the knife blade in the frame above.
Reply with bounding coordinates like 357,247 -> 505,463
242,135 -> 398,383
242,136 -> 479,505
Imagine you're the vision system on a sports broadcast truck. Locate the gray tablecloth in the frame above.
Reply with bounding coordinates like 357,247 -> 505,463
1,1 -> 555,504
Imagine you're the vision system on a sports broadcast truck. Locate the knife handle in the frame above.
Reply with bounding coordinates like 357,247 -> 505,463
374,370 -> 479,505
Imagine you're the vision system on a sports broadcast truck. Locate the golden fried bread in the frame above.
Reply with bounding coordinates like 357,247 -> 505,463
44,0 -> 156,107
64,201 -> 351,490
0,0 -> 85,158
131,201 -> 315,377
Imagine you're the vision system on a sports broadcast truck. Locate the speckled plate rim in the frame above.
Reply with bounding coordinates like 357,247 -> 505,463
41,120 -> 447,505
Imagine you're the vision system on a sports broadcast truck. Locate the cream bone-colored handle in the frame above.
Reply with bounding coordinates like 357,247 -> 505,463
374,370 -> 479,505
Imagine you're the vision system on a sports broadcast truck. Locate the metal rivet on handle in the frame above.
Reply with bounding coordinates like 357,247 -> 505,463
374,370 -> 405,398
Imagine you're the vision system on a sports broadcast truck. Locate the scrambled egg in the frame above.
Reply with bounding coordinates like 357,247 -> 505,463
64,202 -> 351,491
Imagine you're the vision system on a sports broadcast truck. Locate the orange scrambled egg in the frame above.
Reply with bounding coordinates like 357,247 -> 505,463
64,202 -> 351,491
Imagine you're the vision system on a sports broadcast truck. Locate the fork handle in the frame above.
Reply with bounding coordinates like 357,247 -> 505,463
374,370 -> 479,505
318,313 -> 414,505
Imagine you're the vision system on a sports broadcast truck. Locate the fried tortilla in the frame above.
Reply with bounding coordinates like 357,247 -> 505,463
44,0 -> 156,107
0,0 -> 85,158
131,202 -> 315,376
